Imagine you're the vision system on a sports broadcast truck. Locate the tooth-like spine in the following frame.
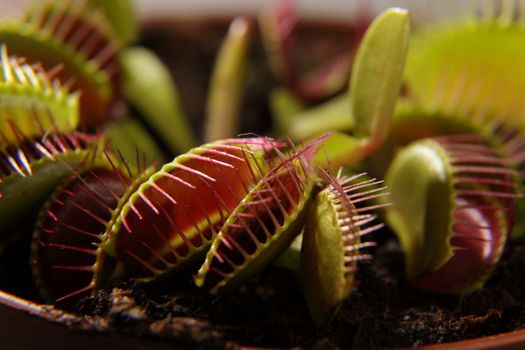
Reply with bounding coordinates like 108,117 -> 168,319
100,137 -> 280,283
194,135 -> 328,294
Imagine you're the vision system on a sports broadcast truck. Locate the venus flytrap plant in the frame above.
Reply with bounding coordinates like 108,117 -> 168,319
0,132 -> 100,248
6,0 -> 523,337
0,45 -> 99,242
404,3 -> 525,131
0,45 -> 79,144
300,168 -> 388,328
385,135 -> 520,293
0,0 -> 121,126
31,150 -> 149,304
340,5 -> 525,283
270,7 -> 411,169
101,137 -> 284,283
388,3 -> 525,239
28,133 -> 331,306
194,134 -> 328,293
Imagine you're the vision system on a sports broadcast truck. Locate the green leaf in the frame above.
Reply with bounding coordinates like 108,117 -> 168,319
120,47 -> 197,154
313,132 -> 361,169
269,87 -> 305,136
289,94 -> 352,141
87,0 -> 137,45
350,7 -> 410,148
194,136 -> 327,293
205,17 -> 251,142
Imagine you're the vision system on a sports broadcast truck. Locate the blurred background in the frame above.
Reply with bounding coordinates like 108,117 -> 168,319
0,0 -> 480,24
134,0 -> 474,22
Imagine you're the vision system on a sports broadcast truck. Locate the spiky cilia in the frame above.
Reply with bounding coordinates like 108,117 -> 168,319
30,148 -> 155,305
404,5 -> 525,131
301,168 -> 388,328
0,45 -> 79,145
32,163 -> 126,304
194,134 -> 328,293
102,137 -> 283,283
386,134 -> 520,293
0,132 -> 99,246
0,0 -> 120,126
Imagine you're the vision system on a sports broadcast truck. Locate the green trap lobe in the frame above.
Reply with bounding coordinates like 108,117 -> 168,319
0,1 -> 120,125
386,136 -> 517,293
350,7 -> 410,148
301,170 -> 385,328
108,139 -> 276,282
195,137 -> 325,294
405,20 -> 525,131
0,46 -> 79,144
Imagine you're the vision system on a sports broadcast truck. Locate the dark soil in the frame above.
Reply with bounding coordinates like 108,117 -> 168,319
72,233 -> 525,349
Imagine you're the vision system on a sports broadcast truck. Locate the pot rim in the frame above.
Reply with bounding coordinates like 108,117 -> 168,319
1,289 -> 524,350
